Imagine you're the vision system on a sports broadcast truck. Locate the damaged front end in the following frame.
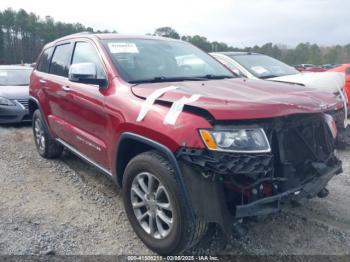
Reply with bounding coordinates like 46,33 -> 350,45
177,113 -> 342,234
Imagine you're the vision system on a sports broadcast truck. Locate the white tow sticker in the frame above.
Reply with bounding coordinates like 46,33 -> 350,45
164,94 -> 201,125
136,86 -> 179,122
108,42 -> 139,54
0,71 -> 8,77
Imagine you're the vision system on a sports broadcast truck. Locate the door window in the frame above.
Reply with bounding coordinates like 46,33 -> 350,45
72,42 -> 105,79
50,44 -> 73,77
37,47 -> 54,73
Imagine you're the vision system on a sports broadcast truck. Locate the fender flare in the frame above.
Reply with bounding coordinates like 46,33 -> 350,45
116,132 -> 195,223
29,96 -> 53,136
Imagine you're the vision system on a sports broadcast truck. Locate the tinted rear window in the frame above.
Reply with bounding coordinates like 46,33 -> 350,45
50,44 -> 73,77
0,69 -> 32,86
37,47 -> 54,73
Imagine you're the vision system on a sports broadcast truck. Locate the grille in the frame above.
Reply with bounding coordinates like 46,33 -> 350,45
16,99 -> 29,110
275,114 -> 334,164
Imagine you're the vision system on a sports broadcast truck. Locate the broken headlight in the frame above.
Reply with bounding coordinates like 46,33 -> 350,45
200,128 -> 271,153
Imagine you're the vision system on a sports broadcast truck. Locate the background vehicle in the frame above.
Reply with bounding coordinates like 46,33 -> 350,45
329,64 -> 350,103
30,34 -> 342,255
294,64 -> 327,72
0,65 -> 32,124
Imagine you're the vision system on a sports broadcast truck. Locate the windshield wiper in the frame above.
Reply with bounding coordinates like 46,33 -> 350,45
260,75 -> 278,79
198,74 -> 234,80
129,75 -> 234,84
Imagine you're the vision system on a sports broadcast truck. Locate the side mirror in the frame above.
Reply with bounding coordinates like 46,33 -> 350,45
69,63 -> 107,87
30,62 -> 37,68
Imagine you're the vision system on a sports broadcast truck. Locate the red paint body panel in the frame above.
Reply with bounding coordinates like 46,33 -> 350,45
131,78 -> 343,120
29,35 -> 342,178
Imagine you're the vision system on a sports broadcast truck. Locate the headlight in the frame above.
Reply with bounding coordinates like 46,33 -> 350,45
199,128 -> 271,153
0,97 -> 15,106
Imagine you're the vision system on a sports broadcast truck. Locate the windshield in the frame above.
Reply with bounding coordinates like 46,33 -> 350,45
102,39 -> 234,83
231,54 -> 299,79
0,69 -> 32,86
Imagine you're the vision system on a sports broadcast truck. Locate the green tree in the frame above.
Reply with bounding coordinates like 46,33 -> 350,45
154,27 -> 180,39
0,8 -> 117,64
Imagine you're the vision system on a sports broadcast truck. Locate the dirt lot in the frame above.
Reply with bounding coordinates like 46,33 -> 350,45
0,124 -> 350,255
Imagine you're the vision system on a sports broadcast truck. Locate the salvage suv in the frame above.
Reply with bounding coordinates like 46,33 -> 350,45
29,33 -> 343,255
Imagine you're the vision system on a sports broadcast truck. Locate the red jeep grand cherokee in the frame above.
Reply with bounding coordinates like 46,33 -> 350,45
29,33 -> 343,255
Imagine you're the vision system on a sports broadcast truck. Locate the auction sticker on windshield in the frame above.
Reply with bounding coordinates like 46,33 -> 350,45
108,42 -> 139,54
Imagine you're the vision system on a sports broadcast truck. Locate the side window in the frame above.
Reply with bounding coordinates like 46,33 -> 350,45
37,47 -> 54,73
50,44 -> 73,77
72,42 -> 105,79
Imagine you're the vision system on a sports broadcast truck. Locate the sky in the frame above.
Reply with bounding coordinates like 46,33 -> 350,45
1,0 -> 349,48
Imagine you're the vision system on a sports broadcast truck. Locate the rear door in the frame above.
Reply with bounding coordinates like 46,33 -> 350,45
44,43 -> 75,140
60,40 -> 110,169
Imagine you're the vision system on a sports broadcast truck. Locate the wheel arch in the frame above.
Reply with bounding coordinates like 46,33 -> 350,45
115,132 -> 195,221
29,96 -> 39,117
29,96 -> 53,137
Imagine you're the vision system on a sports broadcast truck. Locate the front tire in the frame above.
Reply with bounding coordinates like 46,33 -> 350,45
32,109 -> 63,159
122,151 -> 207,255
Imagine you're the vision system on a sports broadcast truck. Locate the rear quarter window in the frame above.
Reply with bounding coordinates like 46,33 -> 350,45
37,47 -> 54,73
49,43 -> 73,77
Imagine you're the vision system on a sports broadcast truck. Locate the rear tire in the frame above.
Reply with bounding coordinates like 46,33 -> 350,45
32,109 -> 63,159
122,150 -> 207,255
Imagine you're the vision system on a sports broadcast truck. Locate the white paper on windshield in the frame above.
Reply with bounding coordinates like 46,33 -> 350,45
136,86 -> 179,122
164,94 -> 201,125
108,42 -> 139,54
0,71 -> 8,77
251,66 -> 269,75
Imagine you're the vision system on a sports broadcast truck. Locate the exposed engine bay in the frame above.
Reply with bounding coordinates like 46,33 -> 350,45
177,113 -> 342,229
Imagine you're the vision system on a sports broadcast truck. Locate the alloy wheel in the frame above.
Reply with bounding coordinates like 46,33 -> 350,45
130,172 -> 174,239
34,118 -> 45,152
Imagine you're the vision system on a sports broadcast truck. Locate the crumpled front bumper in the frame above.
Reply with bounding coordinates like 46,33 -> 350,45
235,163 -> 342,218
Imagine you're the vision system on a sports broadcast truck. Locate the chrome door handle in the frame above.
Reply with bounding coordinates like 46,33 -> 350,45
62,86 -> 70,92
39,79 -> 46,85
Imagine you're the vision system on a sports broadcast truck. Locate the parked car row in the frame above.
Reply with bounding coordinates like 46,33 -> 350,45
0,33 -> 348,255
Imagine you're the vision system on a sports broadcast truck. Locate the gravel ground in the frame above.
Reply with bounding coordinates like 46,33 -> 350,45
0,124 -> 350,255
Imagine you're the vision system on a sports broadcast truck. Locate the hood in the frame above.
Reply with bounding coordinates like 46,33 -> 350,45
0,85 -> 29,99
269,72 -> 345,93
131,78 -> 343,121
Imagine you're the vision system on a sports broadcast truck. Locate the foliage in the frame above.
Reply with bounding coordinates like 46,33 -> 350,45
0,8 -> 116,64
154,27 -> 180,39
156,27 -> 350,65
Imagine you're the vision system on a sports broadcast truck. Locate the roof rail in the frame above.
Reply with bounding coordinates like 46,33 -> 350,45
64,31 -> 92,37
